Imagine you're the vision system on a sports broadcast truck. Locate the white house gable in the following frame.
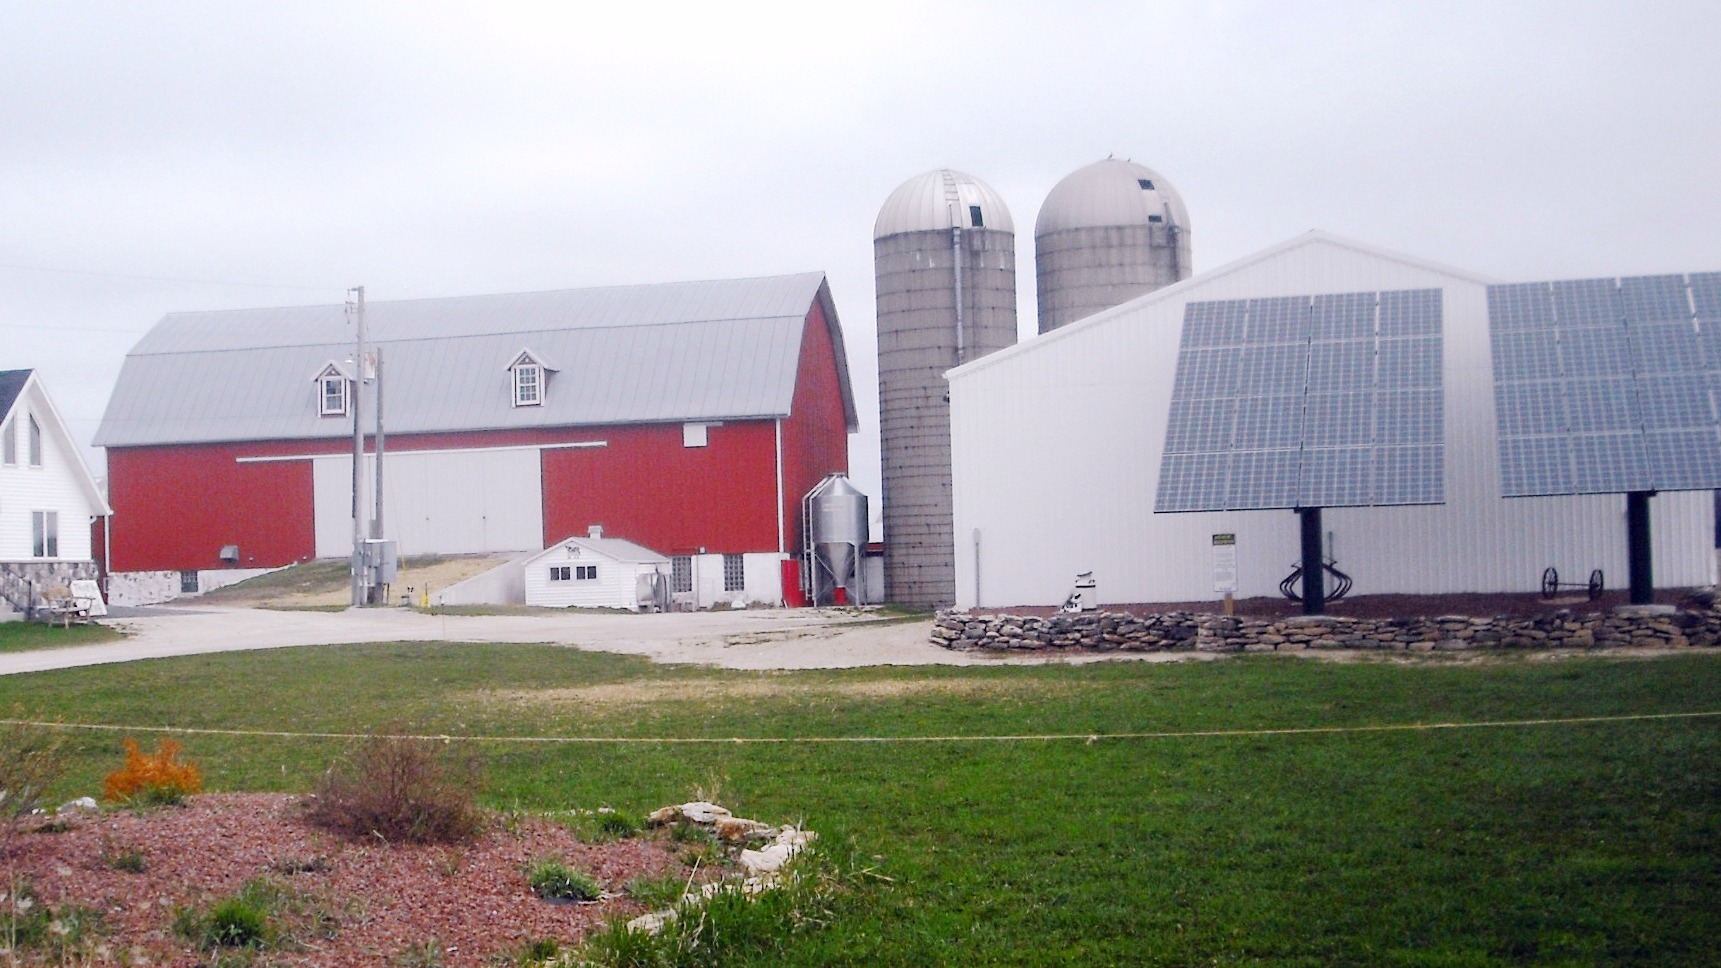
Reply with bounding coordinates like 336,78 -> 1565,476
0,370 -> 110,565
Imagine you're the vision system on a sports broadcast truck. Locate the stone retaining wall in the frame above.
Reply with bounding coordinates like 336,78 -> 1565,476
932,605 -> 1721,653
0,560 -> 100,618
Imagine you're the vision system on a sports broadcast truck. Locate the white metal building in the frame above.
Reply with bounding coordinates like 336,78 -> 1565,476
522,530 -> 671,611
948,232 -> 1717,609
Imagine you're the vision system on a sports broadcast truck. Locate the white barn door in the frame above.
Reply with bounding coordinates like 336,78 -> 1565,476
313,447 -> 544,558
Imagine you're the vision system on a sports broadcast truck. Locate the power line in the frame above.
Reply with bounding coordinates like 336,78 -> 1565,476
0,259 -> 338,294
3,710 -> 1715,746
2,322 -> 148,335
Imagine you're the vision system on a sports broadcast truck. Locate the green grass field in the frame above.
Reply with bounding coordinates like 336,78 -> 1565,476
3,643 -> 1718,966
0,619 -> 122,654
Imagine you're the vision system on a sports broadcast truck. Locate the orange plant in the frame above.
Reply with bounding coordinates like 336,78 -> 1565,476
103,737 -> 203,805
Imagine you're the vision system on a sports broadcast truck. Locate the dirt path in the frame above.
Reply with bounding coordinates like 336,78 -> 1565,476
0,606 -> 1216,676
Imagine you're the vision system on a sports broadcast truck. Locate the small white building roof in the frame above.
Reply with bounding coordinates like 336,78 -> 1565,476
527,534 -> 670,567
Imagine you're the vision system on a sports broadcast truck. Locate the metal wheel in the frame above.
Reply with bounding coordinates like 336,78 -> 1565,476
1587,569 -> 1604,601
1541,567 -> 1559,599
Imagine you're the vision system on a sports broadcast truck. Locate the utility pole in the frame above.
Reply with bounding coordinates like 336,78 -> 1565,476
348,286 -> 367,608
368,346 -> 386,604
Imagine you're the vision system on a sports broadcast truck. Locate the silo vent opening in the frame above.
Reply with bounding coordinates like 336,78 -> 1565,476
1138,179 -> 1155,190
1148,214 -> 1164,223
969,205 -> 984,227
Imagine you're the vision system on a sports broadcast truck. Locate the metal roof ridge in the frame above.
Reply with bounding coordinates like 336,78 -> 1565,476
947,230 -> 1498,382
127,311 -> 810,357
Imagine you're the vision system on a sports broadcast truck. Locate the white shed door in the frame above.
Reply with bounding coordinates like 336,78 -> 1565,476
313,448 -> 544,558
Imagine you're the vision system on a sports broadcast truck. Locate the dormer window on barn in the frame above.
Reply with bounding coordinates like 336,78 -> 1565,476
312,363 -> 352,417
508,350 -> 553,408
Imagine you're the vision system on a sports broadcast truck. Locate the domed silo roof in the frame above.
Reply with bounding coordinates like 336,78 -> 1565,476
1034,158 -> 1188,237
1033,159 -> 1192,333
875,169 -> 1015,239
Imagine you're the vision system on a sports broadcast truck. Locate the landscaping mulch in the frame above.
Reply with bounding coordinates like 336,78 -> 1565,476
3,793 -> 685,966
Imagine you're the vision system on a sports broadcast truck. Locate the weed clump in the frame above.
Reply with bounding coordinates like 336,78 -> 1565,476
527,858 -> 602,902
307,730 -> 485,845
103,737 -> 202,807
174,878 -> 280,949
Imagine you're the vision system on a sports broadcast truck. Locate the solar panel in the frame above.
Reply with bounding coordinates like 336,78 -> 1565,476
1646,429 -> 1721,489
1378,338 -> 1441,388
1630,322 -> 1703,373
1379,289 -> 1443,338
1489,272 -> 1721,497
1155,289 -> 1445,513
1692,272 -> 1721,319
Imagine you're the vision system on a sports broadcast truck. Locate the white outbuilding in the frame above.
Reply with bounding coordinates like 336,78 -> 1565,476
522,528 -> 671,611
948,232 -> 1718,609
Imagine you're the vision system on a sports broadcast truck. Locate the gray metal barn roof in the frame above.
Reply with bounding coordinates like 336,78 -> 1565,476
95,272 -> 857,447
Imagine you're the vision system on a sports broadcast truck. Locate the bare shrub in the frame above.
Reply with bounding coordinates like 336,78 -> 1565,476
0,718 -> 66,851
307,730 -> 485,845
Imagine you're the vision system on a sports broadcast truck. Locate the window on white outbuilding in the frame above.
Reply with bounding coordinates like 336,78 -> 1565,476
32,510 -> 57,558
575,565 -> 597,580
671,556 -> 693,593
320,374 -> 349,416
550,565 -> 571,581
28,415 -> 42,467
1,417 -> 13,465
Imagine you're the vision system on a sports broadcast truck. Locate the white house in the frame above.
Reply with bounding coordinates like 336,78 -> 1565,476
522,528 -> 672,611
0,369 -> 113,619
947,233 -> 1717,609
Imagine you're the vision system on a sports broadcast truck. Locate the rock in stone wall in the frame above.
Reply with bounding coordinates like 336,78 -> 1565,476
931,606 -> 1721,654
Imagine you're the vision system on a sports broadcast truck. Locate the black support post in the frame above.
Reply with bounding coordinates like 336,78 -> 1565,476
1299,506 -> 1325,615
1626,490 -> 1654,606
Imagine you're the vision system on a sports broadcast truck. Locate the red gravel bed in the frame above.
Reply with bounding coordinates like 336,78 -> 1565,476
2,793 -> 688,966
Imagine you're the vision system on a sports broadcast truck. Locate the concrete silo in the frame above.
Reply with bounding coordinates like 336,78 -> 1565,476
874,169 -> 1017,607
1035,158 -> 1191,333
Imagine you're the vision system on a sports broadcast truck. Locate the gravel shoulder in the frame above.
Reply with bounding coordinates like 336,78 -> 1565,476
0,606 -> 1216,676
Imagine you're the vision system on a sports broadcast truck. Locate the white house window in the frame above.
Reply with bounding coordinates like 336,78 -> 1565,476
32,510 -> 58,558
1,417 -> 13,465
28,415 -> 42,467
575,565 -> 598,580
723,554 -> 745,592
550,565 -> 571,581
320,374 -> 349,416
513,362 -> 543,407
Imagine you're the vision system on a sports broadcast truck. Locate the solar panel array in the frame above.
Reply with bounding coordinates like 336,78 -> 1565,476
1489,273 -> 1721,497
1155,289 -> 1445,512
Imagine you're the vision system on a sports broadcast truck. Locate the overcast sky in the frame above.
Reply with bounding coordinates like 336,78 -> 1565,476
5,1 -> 1721,507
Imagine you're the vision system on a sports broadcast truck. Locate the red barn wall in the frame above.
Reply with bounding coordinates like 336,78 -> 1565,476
106,440 -> 324,572
779,300 -> 854,549
540,422 -> 779,555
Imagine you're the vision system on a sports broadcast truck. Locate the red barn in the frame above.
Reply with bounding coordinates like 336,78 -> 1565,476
94,273 -> 856,605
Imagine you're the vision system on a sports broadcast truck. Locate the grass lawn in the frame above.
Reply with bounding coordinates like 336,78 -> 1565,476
3,644 -> 1718,966
0,619 -> 122,654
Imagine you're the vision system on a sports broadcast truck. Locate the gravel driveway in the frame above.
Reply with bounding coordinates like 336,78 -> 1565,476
0,606 -> 1209,675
